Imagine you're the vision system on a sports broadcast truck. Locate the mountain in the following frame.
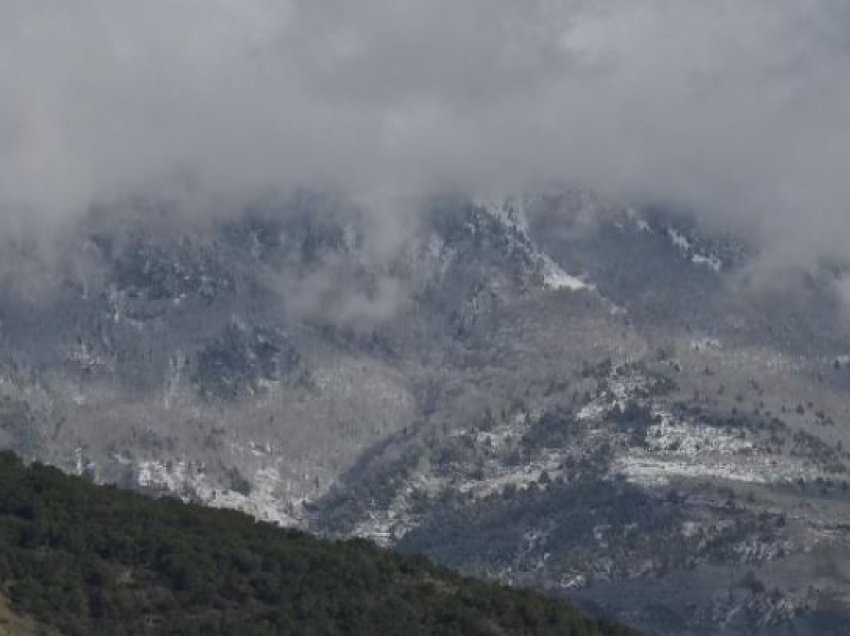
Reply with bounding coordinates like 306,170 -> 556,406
0,450 -> 633,636
1,189 -> 850,634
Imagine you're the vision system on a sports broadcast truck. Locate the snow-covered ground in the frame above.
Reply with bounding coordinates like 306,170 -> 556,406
541,255 -> 592,291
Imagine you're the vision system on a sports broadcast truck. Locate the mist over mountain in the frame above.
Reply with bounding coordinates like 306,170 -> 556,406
3,2 -> 850,635
3,1 -> 850,268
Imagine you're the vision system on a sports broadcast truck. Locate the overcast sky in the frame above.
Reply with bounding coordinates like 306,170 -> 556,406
2,0 -> 850,263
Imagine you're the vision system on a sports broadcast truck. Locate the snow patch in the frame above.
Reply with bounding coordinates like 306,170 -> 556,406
478,195 -> 593,292
135,458 -> 302,527
667,228 -> 723,272
541,256 -> 591,291
617,411 -> 824,487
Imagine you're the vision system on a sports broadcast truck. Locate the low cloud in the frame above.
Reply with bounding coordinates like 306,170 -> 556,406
2,1 -> 850,266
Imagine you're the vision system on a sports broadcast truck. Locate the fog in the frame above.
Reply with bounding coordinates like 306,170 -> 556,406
2,0 -> 850,266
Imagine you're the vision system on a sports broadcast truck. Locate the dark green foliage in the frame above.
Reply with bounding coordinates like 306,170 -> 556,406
0,452 -> 635,636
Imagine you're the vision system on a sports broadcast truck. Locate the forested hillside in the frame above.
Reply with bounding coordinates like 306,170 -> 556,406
0,452 -> 634,635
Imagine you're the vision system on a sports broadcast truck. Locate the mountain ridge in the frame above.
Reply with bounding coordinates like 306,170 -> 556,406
2,190 -> 850,633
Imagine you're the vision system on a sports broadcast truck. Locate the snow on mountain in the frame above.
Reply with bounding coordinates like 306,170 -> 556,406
667,227 -> 723,272
477,195 -> 593,291
4,191 -> 850,634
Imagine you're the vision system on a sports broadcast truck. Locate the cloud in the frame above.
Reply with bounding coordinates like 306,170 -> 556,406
2,0 -> 850,265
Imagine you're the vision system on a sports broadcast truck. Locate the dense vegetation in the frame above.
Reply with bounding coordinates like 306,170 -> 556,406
0,452 -> 635,635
